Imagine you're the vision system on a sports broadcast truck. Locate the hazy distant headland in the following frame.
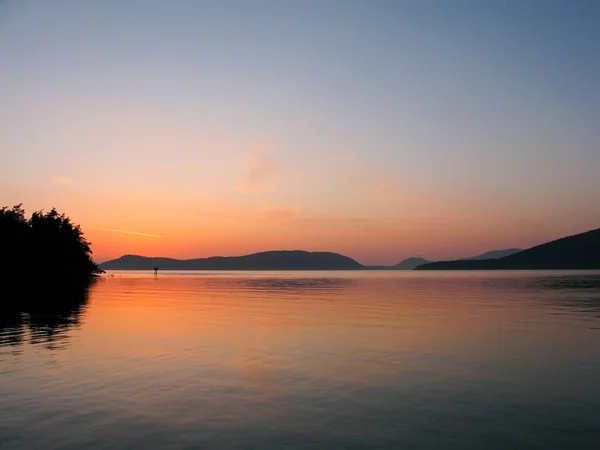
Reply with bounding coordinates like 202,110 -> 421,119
459,248 -> 523,261
416,228 -> 600,270
394,257 -> 434,270
393,249 -> 522,270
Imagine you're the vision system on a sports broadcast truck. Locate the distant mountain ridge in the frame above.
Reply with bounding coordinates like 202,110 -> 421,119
460,248 -> 523,260
100,228 -> 600,272
394,257 -> 433,270
416,228 -> 600,270
99,250 -> 363,270
393,248 -> 522,270
103,248 -> 528,271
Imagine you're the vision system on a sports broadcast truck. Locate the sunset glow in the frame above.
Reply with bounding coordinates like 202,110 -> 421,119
1,1 -> 598,265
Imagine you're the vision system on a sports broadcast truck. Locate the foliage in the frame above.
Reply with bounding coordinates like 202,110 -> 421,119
0,204 -> 102,287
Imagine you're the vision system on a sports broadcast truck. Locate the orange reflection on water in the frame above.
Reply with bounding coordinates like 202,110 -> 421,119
3,270 -> 600,449
74,272 -> 547,395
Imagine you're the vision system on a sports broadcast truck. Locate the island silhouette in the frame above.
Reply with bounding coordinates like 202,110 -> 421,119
394,248 -> 523,270
416,228 -> 600,270
100,249 -> 523,271
394,257 -> 433,270
99,228 -> 599,271
100,250 -> 364,271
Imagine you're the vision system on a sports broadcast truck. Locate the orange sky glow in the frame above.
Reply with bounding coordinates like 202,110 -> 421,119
2,2 -> 599,265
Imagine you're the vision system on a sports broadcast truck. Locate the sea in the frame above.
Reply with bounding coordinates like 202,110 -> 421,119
1,270 -> 600,449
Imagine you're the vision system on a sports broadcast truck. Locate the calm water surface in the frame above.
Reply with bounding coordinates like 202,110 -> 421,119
2,270 -> 600,449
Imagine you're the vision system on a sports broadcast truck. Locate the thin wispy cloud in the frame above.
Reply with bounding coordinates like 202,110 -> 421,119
54,176 -> 73,185
92,227 -> 165,238
235,145 -> 281,193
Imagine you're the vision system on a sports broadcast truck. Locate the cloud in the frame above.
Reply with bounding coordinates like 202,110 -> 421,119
260,206 -> 299,223
91,227 -> 165,238
54,176 -> 73,185
235,146 -> 281,193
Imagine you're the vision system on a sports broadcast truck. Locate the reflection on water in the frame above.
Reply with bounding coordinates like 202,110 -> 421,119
526,275 -> 600,318
1,271 -> 600,449
232,276 -> 357,293
476,274 -> 600,318
1,282 -> 91,352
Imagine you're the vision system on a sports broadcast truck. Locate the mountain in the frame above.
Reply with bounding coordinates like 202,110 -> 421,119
392,249 -> 520,270
99,250 -> 364,270
394,257 -> 433,270
416,228 -> 600,270
460,248 -> 523,260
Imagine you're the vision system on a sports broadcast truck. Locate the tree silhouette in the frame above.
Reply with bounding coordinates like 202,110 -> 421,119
0,204 -> 101,304
28,208 -> 101,280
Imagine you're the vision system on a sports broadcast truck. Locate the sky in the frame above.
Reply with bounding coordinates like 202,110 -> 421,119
1,0 -> 599,265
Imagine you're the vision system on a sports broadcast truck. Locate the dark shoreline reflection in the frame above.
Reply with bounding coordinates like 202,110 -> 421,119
530,275 -> 600,319
528,274 -> 600,290
479,273 -> 600,318
0,279 -> 94,350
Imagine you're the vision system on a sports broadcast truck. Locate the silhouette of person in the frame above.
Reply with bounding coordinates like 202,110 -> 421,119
153,267 -> 158,276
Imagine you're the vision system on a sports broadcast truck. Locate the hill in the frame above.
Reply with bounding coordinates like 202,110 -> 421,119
416,228 -> 600,270
100,250 -> 364,270
393,249 -> 521,270
394,257 -> 432,270
460,248 -> 522,260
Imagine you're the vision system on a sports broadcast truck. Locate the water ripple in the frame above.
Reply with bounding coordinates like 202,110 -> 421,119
1,270 -> 600,449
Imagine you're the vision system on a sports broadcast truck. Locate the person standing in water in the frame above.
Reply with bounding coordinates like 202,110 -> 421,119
153,267 -> 158,275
